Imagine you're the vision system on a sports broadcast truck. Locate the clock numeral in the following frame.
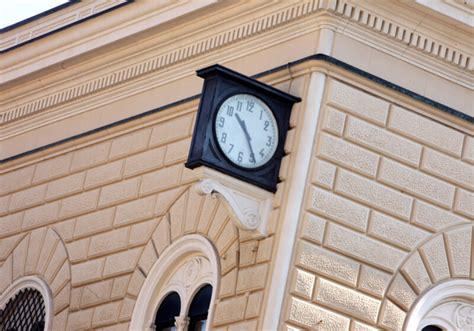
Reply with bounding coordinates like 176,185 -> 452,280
259,149 -> 265,158
249,153 -> 256,164
266,136 -> 272,147
228,144 -> 234,153
226,106 -> 234,116
259,110 -> 263,120
236,101 -> 242,112
246,101 -> 254,112
218,117 -> 225,128
264,120 -> 269,131
221,132 -> 227,143
238,151 -> 244,163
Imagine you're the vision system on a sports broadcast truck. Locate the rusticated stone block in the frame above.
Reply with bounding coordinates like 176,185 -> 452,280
213,295 -> 246,326
245,291 -> 263,319
71,258 -> 105,285
401,251 -> 431,294
115,195 -> 155,227
335,169 -> 413,220
322,106 -> 346,136
81,279 -> 113,307
327,79 -> 389,125
67,307 -> 93,330
98,177 -> 140,207
23,201 -> 60,230
419,235 -> 450,282
345,116 -> 422,166
123,146 -> 165,177
379,158 -> 455,208
0,164 -> 35,195
9,184 -> 47,211
92,301 -> 121,327
88,228 -> 129,257
388,105 -> 464,157
422,148 -> 474,190
102,247 -> 142,277
308,187 -> 369,231
71,141 -> 110,172
287,296 -> 350,330
314,278 -> 381,323
368,211 -> 429,250
109,128 -> 151,160
311,159 -> 336,189
33,153 -> 72,184
60,189 -> 100,218
236,264 -> 268,293
454,189 -> 474,218
149,114 -> 193,147
318,133 -> 379,178
413,200 -> 467,232
379,300 -> 405,331
358,265 -> 391,298
291,268 -> 315,299
85,160 -> 123,189
296,240 -> 359,286
387,274 -> 417,310
445,226 -> 472,277
46,172 -> 85,201
74,207 -> 114,239
326,223 -> 406,272
164,137 -> 191,165
140,164 -> 181,195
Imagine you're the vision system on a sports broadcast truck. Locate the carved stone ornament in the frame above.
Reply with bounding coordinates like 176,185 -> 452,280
192,167 -> 273,237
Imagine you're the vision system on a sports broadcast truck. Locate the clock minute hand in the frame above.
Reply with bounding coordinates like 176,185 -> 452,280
235,113 -> 256,164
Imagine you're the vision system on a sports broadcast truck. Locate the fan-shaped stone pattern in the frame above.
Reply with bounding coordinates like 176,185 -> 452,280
123,185 -> 279,329
378,223 -> 474,330
0,227 -> 72,330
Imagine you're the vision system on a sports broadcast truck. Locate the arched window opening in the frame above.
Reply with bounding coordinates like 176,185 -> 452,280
422,326 -> 443,331
0,288 -> 46,331
188,284 -> 212,331
155,292 -> 181,331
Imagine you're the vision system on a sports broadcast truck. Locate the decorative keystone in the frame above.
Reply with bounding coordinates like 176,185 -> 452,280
192,167 -> 274,237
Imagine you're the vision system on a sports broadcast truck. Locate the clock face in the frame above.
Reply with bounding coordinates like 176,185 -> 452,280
214,94 -> 279,168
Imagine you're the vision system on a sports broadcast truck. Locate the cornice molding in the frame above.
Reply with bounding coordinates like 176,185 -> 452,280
0,0 -> 130,52
1,0 -> 472,126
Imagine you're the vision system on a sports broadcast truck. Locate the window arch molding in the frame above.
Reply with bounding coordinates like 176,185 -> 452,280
405,279 -> 474,331
0,275 -> 54,331
130,234 -> 220,331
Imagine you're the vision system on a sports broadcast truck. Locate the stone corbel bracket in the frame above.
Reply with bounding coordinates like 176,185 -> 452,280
192,167 -> 273,237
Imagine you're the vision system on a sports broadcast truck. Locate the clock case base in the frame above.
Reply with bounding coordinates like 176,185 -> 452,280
185,64 -> 300,192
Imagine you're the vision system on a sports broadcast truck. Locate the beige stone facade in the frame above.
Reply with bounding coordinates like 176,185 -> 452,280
0,1 -> 472,330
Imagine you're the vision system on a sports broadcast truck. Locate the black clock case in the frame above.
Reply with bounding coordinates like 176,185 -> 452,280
185,64 -> 301,192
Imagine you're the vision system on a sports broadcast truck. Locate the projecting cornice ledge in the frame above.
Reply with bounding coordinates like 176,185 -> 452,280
1,0 -> 472,127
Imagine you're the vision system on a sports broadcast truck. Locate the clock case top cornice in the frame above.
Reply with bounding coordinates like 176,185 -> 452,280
0,0 -> 472,129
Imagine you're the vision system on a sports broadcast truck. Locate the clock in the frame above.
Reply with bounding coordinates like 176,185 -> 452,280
185,64 -> 301,192
214,94 -> 278,168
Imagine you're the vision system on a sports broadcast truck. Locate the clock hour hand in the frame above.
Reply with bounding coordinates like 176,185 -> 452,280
235,113 -> 256,164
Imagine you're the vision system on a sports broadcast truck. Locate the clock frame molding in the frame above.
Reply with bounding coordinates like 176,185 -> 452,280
185,64 -> 301,193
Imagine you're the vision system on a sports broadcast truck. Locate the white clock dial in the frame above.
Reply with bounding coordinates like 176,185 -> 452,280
214,94 -> 279,168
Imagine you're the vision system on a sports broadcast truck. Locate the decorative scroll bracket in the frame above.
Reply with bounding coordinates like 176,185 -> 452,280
191,167 -> 274,237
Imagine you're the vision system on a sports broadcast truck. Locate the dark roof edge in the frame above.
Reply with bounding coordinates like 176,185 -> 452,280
256,54 -> 473,123
1,53 -> 471,164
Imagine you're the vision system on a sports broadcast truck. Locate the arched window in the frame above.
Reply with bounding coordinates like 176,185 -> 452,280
0,288 -> 45,331
0,276 -> 53,331
422,326 -> 443,331
131,235 -> 219,331
405,279 -> 474,331
155,292 -> 181,331
188,284 -> 212,331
